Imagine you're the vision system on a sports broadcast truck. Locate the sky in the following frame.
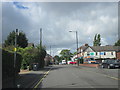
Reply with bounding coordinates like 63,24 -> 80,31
2,2 -> 118,56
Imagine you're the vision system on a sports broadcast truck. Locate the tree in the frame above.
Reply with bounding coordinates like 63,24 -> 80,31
93,34 -> 97,46
60,49 -> 72,64
114,39 -> 120,46
5,31 -> 28,48
54,55 -> 61,63
93,34 -> 101,46
36,44 -> 47,68
17,46 -> 36,69
73,52 -> 77,56
17,45 -> 47,69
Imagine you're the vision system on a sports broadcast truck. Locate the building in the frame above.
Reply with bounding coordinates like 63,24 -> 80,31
27,43 -> 34,47
77,44 -> 120,62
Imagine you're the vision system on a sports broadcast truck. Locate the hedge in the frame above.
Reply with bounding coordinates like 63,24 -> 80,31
2,49 -> 22,88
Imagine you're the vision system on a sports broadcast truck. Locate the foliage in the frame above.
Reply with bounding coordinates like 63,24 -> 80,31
60,49 -> 72,64
93,34 -> 101,46
54,55 -> 61,62
17,46 -> 39,69
36,45 -> 47,68
4,31 -> 28,48
73,52 -> 77,56
114,39 -> 120,46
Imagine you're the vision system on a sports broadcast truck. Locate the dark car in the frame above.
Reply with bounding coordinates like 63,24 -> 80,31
100,59 -> 120,69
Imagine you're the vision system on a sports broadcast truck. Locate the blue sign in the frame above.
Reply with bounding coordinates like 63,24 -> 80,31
100,52 -> 104,55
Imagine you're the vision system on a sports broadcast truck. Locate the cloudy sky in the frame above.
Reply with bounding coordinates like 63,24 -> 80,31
2,2 -> 118,56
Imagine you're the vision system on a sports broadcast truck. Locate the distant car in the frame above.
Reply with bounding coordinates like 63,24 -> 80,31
100,59 -> 120,69
70,61 -> 77,64
84,58 -> 96,64
62,60 -> 66,65
59,62 -> 62,65
49,62 -> 53,65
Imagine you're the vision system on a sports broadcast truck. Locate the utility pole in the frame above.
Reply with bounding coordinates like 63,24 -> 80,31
14,29 -> 18,88
69,31 -> 79,66
50,45 -> 51,56
40,28 -> 42,48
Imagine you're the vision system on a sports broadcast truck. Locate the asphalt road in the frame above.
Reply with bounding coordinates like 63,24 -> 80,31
36,65 -> 119,89
17,65 -> 120,89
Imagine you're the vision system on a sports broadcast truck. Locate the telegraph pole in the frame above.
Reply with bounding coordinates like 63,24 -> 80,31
50,45 -> 51,56
40,28 -> 42,48
14,29 -> 18,87
69,31 -> 79,66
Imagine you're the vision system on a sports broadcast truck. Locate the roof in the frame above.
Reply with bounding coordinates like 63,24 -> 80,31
79,45 -> 120,52
78,45 -> 89,52
91,46 -> 120,52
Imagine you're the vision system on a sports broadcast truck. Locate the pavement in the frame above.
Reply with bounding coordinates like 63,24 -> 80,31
16,66 -> 52,88
19,69 -> 31,74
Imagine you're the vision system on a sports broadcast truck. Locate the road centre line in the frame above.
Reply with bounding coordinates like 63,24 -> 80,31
33,67 -> 52,89
81,68 -> 120,80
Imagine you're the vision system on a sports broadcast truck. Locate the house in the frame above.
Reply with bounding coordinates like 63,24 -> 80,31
27,43 -> 34,47
44,54 -> 51,66
77,44 -> 120,62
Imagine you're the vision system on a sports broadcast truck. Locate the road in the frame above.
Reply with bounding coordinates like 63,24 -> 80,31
35,65 -> 119,89
17,65 -> 119,89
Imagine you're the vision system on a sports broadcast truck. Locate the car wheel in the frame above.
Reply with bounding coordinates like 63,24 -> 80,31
101,65 -> 104,68
107,65 -> 111,69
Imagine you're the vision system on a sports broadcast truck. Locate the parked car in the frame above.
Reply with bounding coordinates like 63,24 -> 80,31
84,58 -> 96,64
69,61 -> 77,64
100,59 -> 120,69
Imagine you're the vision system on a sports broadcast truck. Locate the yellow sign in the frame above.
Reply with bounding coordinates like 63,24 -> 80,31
14,48 -> 17,51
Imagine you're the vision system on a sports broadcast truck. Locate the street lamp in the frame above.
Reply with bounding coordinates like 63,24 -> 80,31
69,30 -> 79,66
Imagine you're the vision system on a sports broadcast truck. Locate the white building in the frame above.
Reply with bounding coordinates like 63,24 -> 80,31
78,44 -> 120,62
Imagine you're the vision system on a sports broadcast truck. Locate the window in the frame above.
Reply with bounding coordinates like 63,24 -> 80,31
87,53 -> 90,56
96,52 -> 97,55
111,52 -> 113,55
104,52 -> 106,55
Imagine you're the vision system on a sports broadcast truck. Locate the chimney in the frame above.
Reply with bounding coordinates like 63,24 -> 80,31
85,44 -> 88,46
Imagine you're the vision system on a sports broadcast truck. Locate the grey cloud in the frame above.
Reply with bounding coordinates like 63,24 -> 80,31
2,2 -> 118,55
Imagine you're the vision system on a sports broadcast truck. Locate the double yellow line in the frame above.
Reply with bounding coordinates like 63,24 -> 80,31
33,68 -> 52,89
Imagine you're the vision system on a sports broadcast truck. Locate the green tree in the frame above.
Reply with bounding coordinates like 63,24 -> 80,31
36,44 -> 47,68
60,49 -> 72,64
54,55 -> 61,63
17,45 -> 47,69
4,31 -> 28,48
115,39 -> 120,46
17,47 -> 35,69
73,52 -> 77,56
93,34 -> 101,46
93,34 -> 97,46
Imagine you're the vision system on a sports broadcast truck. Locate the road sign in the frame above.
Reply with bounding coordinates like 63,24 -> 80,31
14,48 -> 17,52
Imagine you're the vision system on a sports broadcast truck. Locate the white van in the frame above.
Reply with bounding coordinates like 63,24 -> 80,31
62,60 -> 66,65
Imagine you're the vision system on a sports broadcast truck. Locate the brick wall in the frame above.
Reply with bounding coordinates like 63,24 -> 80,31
117,52 -> 120,59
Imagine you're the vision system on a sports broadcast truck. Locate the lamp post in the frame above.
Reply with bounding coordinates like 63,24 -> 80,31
69,31 -> 79,66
